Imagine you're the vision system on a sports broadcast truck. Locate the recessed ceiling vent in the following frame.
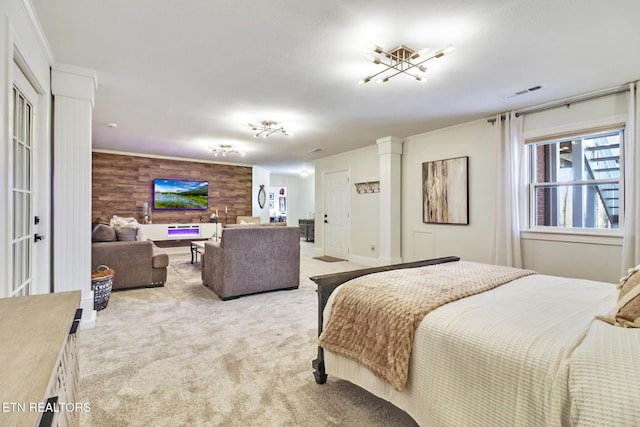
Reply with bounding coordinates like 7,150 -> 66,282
502,85 -> 542,99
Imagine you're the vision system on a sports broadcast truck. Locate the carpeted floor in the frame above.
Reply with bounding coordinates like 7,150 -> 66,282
79,242 -> 418,426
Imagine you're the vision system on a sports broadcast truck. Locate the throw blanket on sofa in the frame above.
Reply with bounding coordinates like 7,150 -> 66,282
318,261 -> 536,391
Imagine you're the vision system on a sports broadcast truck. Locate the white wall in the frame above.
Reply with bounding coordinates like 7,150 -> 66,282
402,119 -> 498,265
518,92 -> 627,283
270,173 -> 315,227
314,145 -> 380,262
1,2 -> 99,328
297,174 -> 315,220
252,166 -> 271,223
522,237 -> 621,282
314,91 -> 629,282
0,0 -> 54,296
51,65 -> 97,330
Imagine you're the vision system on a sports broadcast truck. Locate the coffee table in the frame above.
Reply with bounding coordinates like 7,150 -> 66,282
190,240 -> 206,264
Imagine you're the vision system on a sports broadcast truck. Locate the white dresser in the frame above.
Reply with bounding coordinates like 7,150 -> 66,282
0,291 -> 82,426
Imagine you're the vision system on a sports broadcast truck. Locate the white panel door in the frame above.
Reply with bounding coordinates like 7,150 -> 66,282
10,66 -> 39,297
323,170 -> 350,259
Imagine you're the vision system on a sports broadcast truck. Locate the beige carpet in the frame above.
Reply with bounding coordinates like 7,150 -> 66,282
79,242 -> 418,426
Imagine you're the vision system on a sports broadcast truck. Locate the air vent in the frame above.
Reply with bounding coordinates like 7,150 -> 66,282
502,85 -> 542,99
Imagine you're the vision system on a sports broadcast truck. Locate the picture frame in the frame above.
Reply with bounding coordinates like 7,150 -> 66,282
279,196 -> 287,212
422,156 -> 469,225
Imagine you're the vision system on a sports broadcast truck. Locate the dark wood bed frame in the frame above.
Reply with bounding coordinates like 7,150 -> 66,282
309,255 -> 460,384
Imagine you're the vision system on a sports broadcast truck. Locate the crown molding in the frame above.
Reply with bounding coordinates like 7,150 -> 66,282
91,148 -> 253,168
19,0 -> 54,64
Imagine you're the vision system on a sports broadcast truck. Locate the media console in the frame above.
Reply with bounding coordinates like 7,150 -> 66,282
140,223 -> 220,242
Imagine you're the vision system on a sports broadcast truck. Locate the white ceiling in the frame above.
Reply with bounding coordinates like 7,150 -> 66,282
31,0 -> 640,174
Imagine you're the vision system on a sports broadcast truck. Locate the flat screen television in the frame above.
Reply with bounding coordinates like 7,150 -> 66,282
153,179 -> 208,210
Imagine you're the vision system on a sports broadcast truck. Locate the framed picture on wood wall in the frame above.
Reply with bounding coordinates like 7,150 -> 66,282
422,156 -> 469,225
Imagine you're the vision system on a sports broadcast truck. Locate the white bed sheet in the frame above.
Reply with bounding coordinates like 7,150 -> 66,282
323,274 -> 619,427
568,320 -> 640,426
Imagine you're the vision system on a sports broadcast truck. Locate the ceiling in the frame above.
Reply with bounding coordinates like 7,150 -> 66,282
31,0 -> 640,174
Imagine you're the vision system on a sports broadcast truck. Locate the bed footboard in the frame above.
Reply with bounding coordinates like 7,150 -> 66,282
310,255 -> 460,384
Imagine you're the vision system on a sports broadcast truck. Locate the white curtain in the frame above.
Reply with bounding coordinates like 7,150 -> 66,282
493,112 -> 524,268
622,82 -> 640,273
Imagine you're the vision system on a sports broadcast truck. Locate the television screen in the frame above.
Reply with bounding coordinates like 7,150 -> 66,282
153,179 -> 208,210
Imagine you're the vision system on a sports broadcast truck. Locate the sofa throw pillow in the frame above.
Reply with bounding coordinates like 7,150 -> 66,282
115,227 -> 138,241
598,265 -> 640,328
110,215 -> 143,241
92,224 -> 117,242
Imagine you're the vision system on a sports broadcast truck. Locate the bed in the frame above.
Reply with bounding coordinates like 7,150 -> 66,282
310,256 -> 640,427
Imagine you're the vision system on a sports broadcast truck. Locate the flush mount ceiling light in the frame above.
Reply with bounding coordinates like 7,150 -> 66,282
248,120 -> 290,138
358,43 -> 455,85
211,144 -> 245,157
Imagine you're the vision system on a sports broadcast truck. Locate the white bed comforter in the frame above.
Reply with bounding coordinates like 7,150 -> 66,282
323,274 -> 639,426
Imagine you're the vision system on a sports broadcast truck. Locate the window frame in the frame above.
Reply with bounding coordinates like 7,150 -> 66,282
525,125 -> 625,238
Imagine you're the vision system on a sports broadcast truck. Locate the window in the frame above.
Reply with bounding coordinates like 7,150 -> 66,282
528,126 -> 624,231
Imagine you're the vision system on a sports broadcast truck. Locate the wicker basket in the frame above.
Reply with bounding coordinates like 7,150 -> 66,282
91,265 -> 114,311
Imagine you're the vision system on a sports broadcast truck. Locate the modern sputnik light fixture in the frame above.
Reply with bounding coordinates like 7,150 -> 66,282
358,43 -> 455,85
248,120 -> 290,138
211,144 -> 245,157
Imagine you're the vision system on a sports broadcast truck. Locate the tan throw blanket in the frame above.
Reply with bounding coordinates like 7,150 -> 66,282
318,261 -> 536,391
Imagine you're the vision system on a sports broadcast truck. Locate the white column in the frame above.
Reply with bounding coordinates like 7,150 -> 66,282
52,64 -> 97,329
377,136 -> 403,265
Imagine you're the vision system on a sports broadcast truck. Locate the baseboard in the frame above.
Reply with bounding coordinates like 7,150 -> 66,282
374,256 -> 404,266
80,294 -> 96,329
349,254 -> 388,267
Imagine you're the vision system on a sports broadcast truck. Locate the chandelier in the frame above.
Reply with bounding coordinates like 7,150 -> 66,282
248,120 -> 290,138
211,144 -> 244,157
358,43 -> 455,85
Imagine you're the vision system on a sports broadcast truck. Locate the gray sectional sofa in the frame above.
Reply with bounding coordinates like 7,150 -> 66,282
91,223 -> 169,290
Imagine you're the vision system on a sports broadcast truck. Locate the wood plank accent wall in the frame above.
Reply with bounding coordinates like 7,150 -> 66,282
92,153 -> 252,224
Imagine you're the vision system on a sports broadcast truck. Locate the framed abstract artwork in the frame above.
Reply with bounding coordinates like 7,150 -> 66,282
422,156 -> 469,225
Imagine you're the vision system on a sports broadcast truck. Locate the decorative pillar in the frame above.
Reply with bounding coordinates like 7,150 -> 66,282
377,136 -> 403,265
51,64 -> 97,329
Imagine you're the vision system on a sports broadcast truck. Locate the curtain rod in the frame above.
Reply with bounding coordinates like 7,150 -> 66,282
487,83 -> 632,124
514,84 -> 630,117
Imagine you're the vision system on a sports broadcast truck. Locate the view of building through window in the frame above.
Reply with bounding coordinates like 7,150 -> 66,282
530,128 -> 623,230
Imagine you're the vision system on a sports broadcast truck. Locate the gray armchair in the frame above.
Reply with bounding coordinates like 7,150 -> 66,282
201,226 -> 300,300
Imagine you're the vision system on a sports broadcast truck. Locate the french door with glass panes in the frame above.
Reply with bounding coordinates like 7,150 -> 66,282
11,79 -> 35,297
